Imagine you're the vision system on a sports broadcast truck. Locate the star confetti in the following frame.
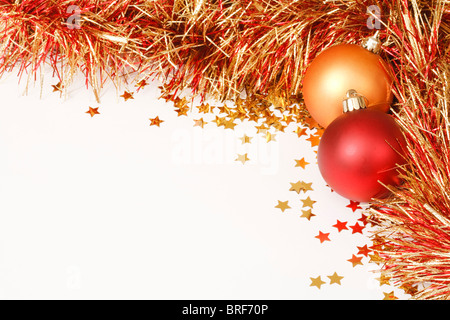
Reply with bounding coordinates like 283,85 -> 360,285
289,181 -> 313,194
275,200 -> 291,212
193,118 -> 206,128
315,231 -> 330,243
224,119 -> 237,130
239,135 -> 253,144
294,158 -> 309,169
52,82 -> 63,92
235,153 -> 250,165
300,196 -> 316,209
377,274 -> 391,286
300,209 -> 315,221
383,291 -> 398,300
293,127 -> 307,138
306,134 -> 321,147
327,272 -> 344,285
346,200 -> 362,212
309,276 -> 326,289
86,107 -> 100,117
332,220 -> 348,232
347,254 -> 363,268
149,116 -> 164,127
120,91 -> 134,101
357,245 -> 371,257
265,132 -> 276,142
135,79 -> 148,91
349,222 -> 364,234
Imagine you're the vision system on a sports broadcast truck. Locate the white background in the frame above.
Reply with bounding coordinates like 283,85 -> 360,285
0,69 -> 408,300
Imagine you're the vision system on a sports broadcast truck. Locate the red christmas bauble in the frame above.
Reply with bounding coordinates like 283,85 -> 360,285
317,108 -> 406,202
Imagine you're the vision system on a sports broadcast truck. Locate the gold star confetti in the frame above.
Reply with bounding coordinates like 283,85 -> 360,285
377,273 -> 391,286
52,82 -> 63,92
149,116 -> 164,127
193,118 -> 206,128
266,132 -> 276,142
86,107 -> 100,117
310,276 -> 326,289
347,254 -> 363,267
306,134 -> 321,147
120,91 -> 134,101
369,252 -> 383,265
255,124 -> 268,134
214,116 -> 226,127
399,283 -> 418,296
197,103 -> 211,114
327,272 -> 344,285
274,122 -> 287,132
301,196 -> 316,209
235,153 -> 250,165
293,127 -> 307,138
240,135 -> 253,144
300,209 -> 315,221
275,200 -> 291,212
289,181 -> 313,194
383,291 -> 398,300
294,158 -> 309,169
135,79 -> 148,91
224,119 -> 237,130
175,105 -> 190,116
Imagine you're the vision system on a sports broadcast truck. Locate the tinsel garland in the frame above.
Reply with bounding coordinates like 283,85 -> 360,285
1,0 -> 449,299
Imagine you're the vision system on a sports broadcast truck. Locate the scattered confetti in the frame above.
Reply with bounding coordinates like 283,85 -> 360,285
300,209 -> 315,221
149,116 -> 164,127
327,272 -> 344,285
275,200 -> 291,213
240,135 -> 253,144
300,196 -> 316,209
120,91 -> 134,101
357,245 -> 371,257
86,107 -> 100,117
347,255 -> 363,268
193,118 -> 206,128
346,200 -> 362,212
349,222 -> 364,234
294,158 -> 309,169
235,153 -> 250,165
310,276 -> 326,289
315,231 -> 330,243
52,82 -> 63,92
332,220 -> 348,232
382,291 -> 398,300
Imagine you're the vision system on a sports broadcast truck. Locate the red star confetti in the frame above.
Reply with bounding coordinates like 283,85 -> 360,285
346,200 -> 362,212
347,254 -> 363,267
357,245 -> 371,257
332,220 -> 348,232
315,231 -> 330,243
349,222 -> 364,234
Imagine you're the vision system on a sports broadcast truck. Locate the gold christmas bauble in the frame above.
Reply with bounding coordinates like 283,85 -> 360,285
302,43 -> 393,128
